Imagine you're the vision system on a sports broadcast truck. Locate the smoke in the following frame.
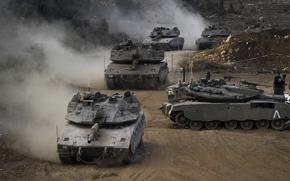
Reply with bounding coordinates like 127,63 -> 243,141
0,0 -> 207,162
107,0 -> 207,48
0,19 -> 109,161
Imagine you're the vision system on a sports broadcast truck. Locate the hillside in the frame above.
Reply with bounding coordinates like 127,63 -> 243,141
185,29 -> 290,72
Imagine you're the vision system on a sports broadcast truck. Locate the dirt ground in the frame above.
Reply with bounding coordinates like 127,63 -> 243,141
1,72 -> 290,181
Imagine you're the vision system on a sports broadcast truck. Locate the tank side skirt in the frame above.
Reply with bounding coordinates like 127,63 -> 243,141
168,102 -> 290,130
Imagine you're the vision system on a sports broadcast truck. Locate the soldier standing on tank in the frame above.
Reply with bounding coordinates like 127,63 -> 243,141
273,72 -> 284,95
130,47 -> 140,71
206,72 -> 211,80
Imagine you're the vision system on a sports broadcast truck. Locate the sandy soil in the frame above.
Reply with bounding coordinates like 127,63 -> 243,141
1,73 -> 290,181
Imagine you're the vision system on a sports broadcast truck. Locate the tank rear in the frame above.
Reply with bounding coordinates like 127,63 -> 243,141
57,92 -> 145,164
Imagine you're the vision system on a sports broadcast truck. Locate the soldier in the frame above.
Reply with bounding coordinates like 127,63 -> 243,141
206,72 -> 211,80
273,72 -> 284,95
72,92 -> 81,102
124,90 -> 131,98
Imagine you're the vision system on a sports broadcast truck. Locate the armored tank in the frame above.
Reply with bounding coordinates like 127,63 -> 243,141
161,78 -> 290,131
105,40 -> 169,89
57,91 -> 146,164
143,27 -> 184,51
245,17 -> 273,33
245,22 -> 273,33
196,24 -> 231,50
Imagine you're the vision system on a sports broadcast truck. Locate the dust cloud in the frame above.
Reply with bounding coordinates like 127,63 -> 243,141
0,22 -> 109,162
107,0 -> 207,49
0,0 -> 207,162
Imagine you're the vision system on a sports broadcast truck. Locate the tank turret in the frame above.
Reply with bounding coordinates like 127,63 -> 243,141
110,40 -> 164,64
57,91 -> 145,164
149,27 -> 181,39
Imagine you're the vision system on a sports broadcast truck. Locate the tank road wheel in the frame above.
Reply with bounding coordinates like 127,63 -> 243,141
271,119 -> 286,130
256,120 -> 270,129
175,112 -> 189,126
240,120 -> 254,130
225,120 -> 238,130
205,121 -> 219,130
189,121 -> 203,131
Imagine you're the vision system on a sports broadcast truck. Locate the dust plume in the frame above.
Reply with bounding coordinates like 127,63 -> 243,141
107,0 -> 207,49
0,20 -> 109,162
0,0 -> 207,162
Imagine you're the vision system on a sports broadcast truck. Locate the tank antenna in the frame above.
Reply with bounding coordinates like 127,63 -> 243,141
56,125 -> 59,142
87,79 -> 91,92
182,66 -> 186,83
103,55 -> 106,71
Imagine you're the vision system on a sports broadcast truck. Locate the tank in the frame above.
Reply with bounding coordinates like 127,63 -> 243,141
245,17 -> 273,33
245,22 -> 273,33
57,91 -> 146,164
196,24 -> 231,50
143,27 -> 184,51
161,78 -> 290,131
105,40 -> 169,89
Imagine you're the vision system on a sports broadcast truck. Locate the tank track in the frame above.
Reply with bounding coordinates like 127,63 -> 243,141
171,111 -> 290,131
58,149 -> 77,164
120,139 -> 144,165
58,140 -> 144,165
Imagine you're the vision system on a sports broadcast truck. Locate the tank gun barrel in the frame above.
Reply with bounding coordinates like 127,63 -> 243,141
260,94 -> 286,102
240,80 -> 259,86
240,80 -> 271,87
87,123 -> 99,143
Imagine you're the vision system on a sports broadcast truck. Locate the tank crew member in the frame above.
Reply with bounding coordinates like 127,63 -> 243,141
72,92 -> 81,102
124,91 -> 139,103
124,90 -> 131,98
95,91 -> 101,98
126,39 -> 133,46
273,72 -> 284,95
206,72 -> 211,80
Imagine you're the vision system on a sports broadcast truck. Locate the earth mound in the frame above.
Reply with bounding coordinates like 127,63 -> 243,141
184,29 -> 290,72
